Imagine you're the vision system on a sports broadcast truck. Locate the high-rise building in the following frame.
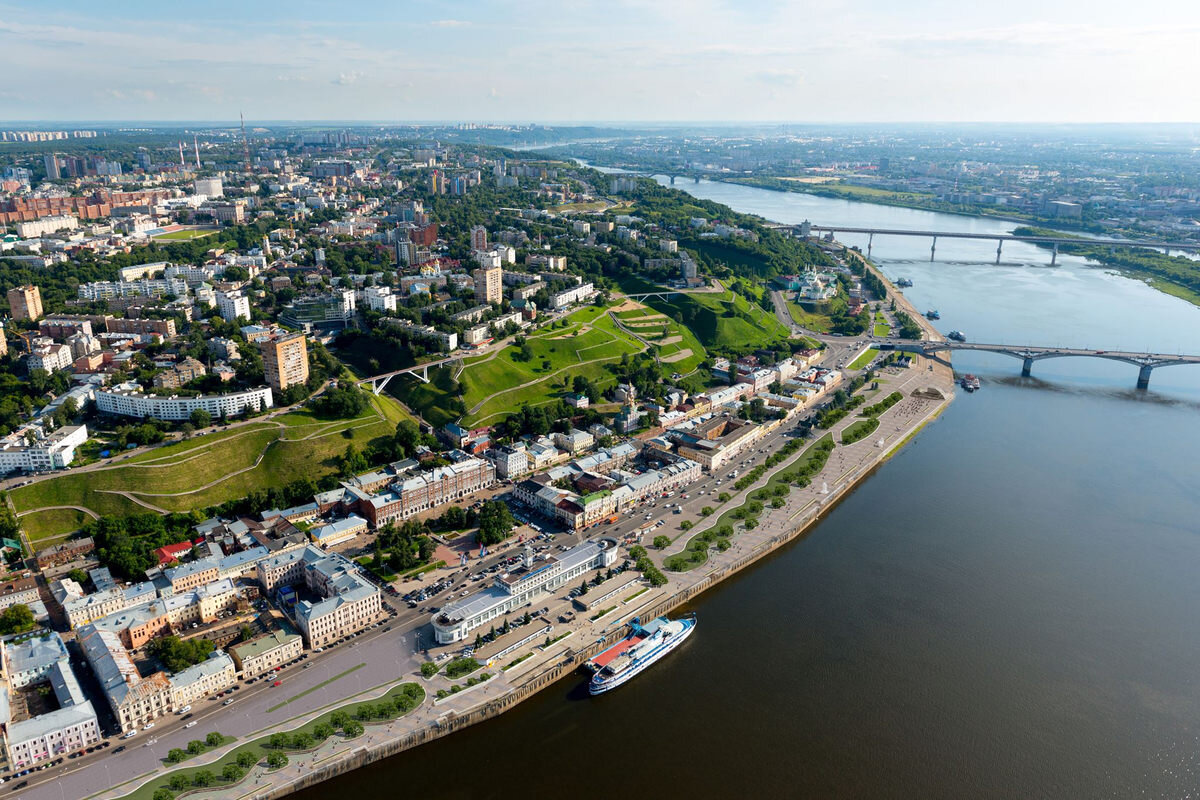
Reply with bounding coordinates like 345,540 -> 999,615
470,225 -> 488,252
215,291 -> 251,322
262,236 -> 271,258
473,266 -> 503,305
260,333 -> 309,392
0,327 -> 6,357
43,154 -> 60,180
7,285 -> 43,321
194,177 -> 223,197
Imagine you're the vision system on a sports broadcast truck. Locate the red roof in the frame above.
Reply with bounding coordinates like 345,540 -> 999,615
590,635 -> 644,669
155,540 -> 196,565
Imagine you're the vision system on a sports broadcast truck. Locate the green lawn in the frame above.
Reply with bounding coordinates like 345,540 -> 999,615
787,301 -> 834,334
618,278 -> 789,353
393,304 -> 649,428
15,508 -> 92,543
12,397 -> 410,537
154,229 -> 219,240
848,349 -> 877,370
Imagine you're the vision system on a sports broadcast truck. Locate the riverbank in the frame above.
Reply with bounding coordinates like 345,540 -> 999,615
715,176 -> 1107,232
89,251 -> 954,800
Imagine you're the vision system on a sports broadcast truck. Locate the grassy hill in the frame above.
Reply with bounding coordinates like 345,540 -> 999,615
388,304 -> 648,429
12,394 -> 413,544
617,278 -> 789,354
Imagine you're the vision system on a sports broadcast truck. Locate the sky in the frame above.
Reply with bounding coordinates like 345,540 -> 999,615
2,0 -> 1199,123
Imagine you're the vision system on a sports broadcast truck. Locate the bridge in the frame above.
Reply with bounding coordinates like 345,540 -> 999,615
624,290 -> 682,303
767,222 -> 1200,263
356,354 -> 460,394
876,341 -> 1200,388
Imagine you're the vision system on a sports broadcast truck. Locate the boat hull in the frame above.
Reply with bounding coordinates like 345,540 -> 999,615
588,618 -> 695,695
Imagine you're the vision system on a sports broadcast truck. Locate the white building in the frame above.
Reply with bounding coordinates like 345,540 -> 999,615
26,341 -> 73,373
550,282 -> 596,310
0,424 -> 87,473
96,383 -> 273,420
363,285 -> 397,313
168,652 -> 236,708
216,291 -> 252,322
194,177 -> 224,198
432,539 -> 618,644
16,215 -> 78,238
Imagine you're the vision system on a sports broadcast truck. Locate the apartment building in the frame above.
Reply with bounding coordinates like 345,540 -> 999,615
260,333 -> 309,392
77,625 -> 172,733
7,285 -> 43,321
168,652 -> 236,708
229,629 -> 303,678
96,383 -> 273,420
360,458 -> 495,527
473,265 -> 502,304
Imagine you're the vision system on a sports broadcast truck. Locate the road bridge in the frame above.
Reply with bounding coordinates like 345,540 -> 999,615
876,341 -> 1200,388
357,354 -> 460,394
767,222 -> 1200,263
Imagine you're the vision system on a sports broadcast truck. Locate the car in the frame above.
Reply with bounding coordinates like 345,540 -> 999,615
273,680 -> 282,687
122,731 -> 137,739
177,704 -> 191,714
143,723 -> 154,730
181,713 -> 193,720
114,746 -> 125,754
185,721 -> 198,728
223,698 -> 234,705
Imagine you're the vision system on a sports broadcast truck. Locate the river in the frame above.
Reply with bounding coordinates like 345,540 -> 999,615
297,177 -> 1200,799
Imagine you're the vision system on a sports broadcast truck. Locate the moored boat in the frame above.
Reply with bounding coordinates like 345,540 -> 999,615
960,374 -> 981,392
948,330 -> 966,341
586,614 -> 696,695
925,309 -> 940,319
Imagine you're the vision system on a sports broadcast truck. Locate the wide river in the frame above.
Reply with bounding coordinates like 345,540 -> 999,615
298,178 -> 1200,799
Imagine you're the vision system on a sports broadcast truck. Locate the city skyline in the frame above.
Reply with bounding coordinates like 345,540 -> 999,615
2,0 -> 1200,123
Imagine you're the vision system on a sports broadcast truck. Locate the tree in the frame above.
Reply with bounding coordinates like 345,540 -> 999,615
167,748 -> 187,763
169,774 -> 189,791
266,751 -> 288,769
235,750 -> 258,769
187,740 -> 205,755
718,492 -> 731,503
192,770 -> 214,788
0,604 -> 35,635
314,722 -> 334,740
221,764 -> 243,783
149,636 -> 215,673
342,720 -> 363,738
180,423 -> 195,440
189,408 -> 211,429
205,731 -> 223,747
268,733 -> 288,749
652,535 -> 671,549
153,789 -> 174,800
476,500 -> 515,546
420,660 -> 438,678
680,520 -> 693,530
67,567 -> 89,585
291,732 -> 313,750
700,506 -> 714,516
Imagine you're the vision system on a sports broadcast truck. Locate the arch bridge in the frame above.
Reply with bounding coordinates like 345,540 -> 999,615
357,354 -> 461,394
878,341 -> 1200,389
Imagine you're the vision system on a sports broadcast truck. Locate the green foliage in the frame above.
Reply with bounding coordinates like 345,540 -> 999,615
310,383 -> 370,419
205,731 -> 223,748
0,604 -> 35,635
861,392 -> 903,417
652,535 -> 671,549
841,418 -> 881,444
149,635 -> 215,673
476,500 -> 515,546
167,748 -> 187,764
153,790 -> 174,800
235,750 -> 258,769
444,657 -> 483,679
420,661 -> 439,678
266,751 -> 288,769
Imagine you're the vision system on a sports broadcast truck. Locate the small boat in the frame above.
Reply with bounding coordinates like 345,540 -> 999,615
896,278 -> 913,287
586,614 -> 696,695
925,309 -> 940,320
947,330 -> 966,342
961,374 -> 981,392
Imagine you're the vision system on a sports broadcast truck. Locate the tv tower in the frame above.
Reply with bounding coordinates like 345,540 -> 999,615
240,112 -> 251,169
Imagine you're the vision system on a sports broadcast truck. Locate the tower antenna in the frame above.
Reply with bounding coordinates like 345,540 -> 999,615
240,112 -> 251,169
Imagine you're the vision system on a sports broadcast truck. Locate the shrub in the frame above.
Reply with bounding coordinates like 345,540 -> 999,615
167,748 -> 187,763
192,770 -> 214,788
153,790 -> 174,800
266,751 -> 288,769
186,740 -> 204,755
221,764 -> 243,783
652,535 -> 671,549
205,731 -> 223,747
343,720 -> 364,738
168,775 -> 189,791
236,750 -> 258,769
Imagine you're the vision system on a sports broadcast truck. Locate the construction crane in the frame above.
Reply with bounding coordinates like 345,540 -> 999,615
240,112 -> 251,170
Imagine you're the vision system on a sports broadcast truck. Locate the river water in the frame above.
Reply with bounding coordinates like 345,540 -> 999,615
297,178 -> 1200,799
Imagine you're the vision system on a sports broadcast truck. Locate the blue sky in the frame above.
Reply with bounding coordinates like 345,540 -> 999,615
1,0 -> 1198,122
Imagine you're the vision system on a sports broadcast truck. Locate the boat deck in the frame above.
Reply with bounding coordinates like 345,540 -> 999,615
590,635 -> 644,669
